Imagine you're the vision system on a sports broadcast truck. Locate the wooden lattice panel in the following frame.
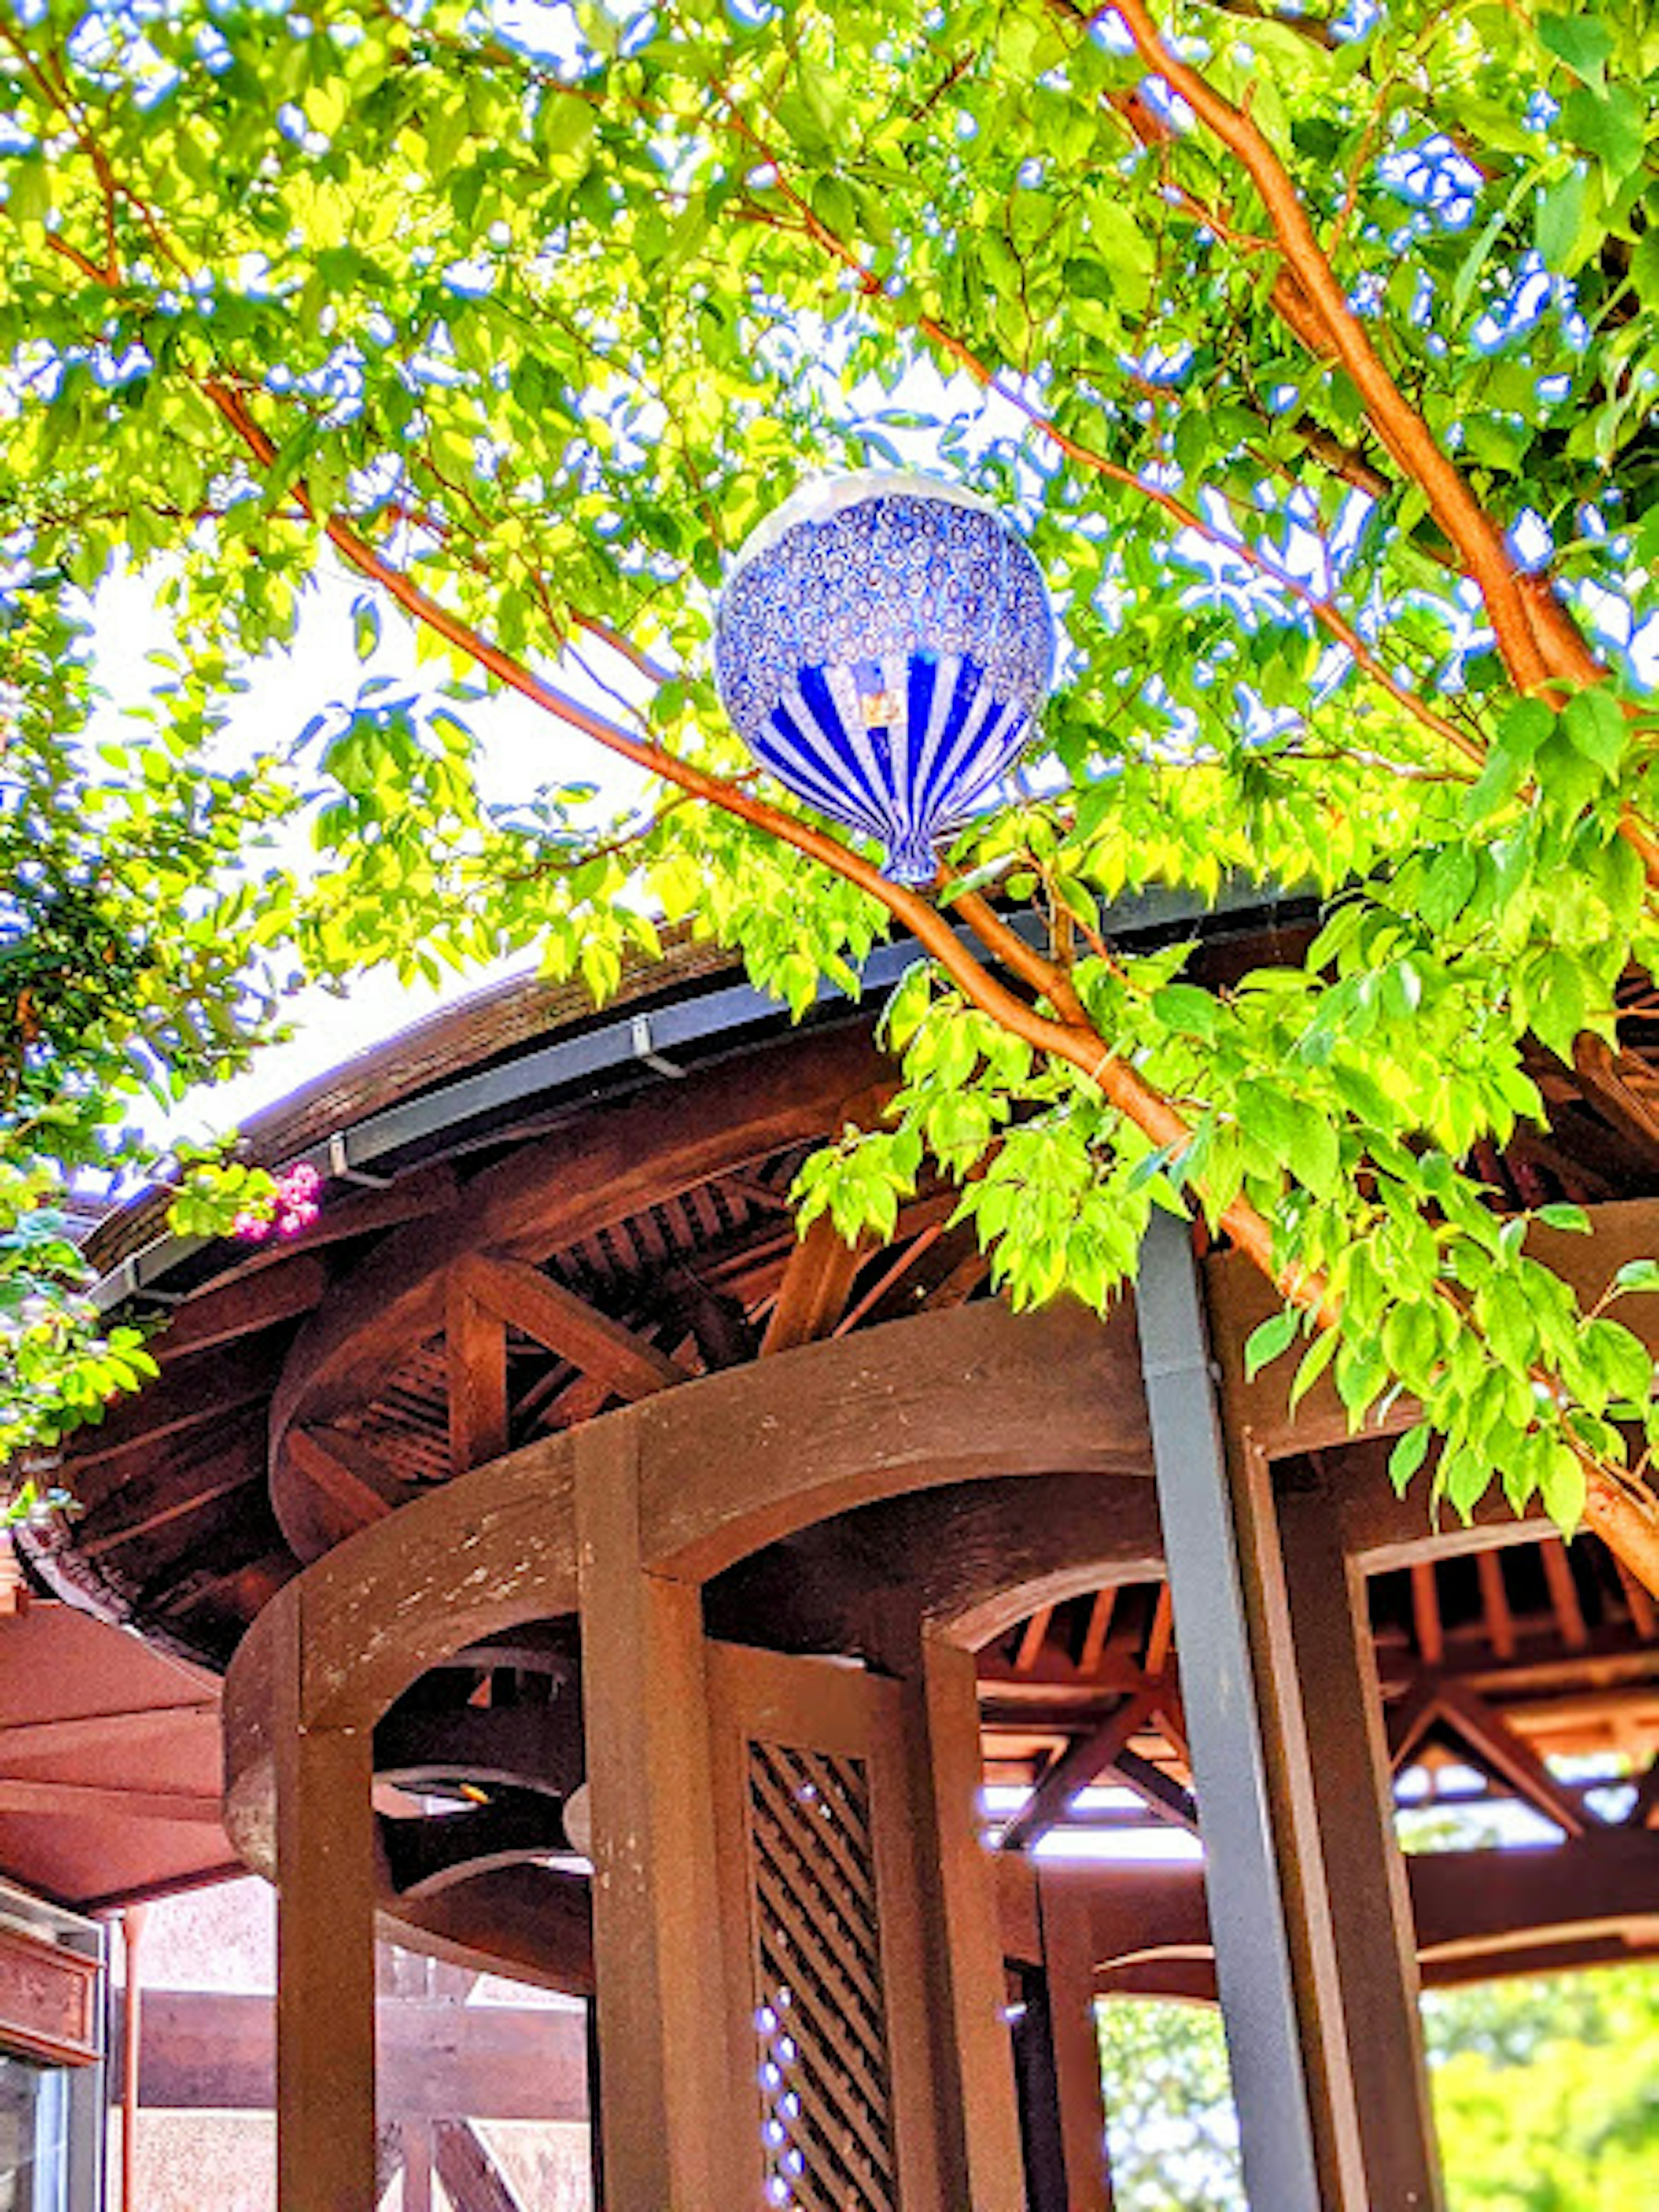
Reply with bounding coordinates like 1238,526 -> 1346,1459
746,1739 -> 898,2212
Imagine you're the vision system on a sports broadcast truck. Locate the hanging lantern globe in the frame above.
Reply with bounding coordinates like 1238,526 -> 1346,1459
714,470 -> 1056,884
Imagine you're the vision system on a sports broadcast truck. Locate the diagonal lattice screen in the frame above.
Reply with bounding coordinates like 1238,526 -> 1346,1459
746,1739 -> 899,2212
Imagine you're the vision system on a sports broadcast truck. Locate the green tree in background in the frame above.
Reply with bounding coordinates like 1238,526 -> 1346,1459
1098,1967 -> 1659,2211
4,0 -> 1659,1583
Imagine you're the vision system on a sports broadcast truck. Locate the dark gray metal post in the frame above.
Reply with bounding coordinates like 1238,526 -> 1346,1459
1135,1210 -> 1324,2212
1135,1210 -> 1445,2212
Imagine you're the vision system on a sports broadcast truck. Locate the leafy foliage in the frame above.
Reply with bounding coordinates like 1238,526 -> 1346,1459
2,0 -> 1659,1552
1098,1967 -> 1659,2211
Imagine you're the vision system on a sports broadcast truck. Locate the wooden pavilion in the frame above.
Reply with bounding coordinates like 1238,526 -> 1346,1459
15,886 -> 1659,2212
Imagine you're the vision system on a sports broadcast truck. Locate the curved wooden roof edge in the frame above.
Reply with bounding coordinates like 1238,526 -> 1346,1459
82,876 -> 1306,1285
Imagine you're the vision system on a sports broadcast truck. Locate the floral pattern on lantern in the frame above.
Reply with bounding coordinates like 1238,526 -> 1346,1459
715,471 -> 1055,883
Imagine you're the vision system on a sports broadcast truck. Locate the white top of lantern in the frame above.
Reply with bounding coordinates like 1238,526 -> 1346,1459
727,469 -> 1002,578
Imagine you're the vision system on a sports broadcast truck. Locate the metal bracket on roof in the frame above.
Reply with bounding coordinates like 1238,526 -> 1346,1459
631,1013 -> 686,1079
325,1132 -> 395,1189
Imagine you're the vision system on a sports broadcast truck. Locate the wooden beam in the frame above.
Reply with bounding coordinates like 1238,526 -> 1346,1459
760,1212 -> 870,1354
1015,1605 -> 1055,1675
446,1274 -> 509,1475
137,1990 -> 588,2121
1616,1558 -> 1658,1641
0,1779 -> 223,1824
1540,1540 -> 1589,1653
1079,1589 -> 1118,1677
433,2120 -> 519,2212
1110,1748 -> 1199,1834
287,1427 -> 402,1526
155,1257 -> 329,1363
1626,1753 -> 1659,1831
1144,1587 -> 1173,1677
1573,1034 -> 1659,1160
1476,1551 -> 1516,1662
0,1703 -> 216,1762
1410,1563 -> 1444,1667
60,1338 -> 285,1473
1434,1681 -> 1590,1836
833,1220 -> 945,1337
78,1462 -> 260,1559
458,1252 -> 684,1402
1385,1680 -> 1443,1773
1000,1693 -> 1159,1854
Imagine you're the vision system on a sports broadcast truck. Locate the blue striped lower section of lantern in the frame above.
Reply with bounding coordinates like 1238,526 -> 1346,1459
754,653 -> 1027,885
715,475 -> 1055,884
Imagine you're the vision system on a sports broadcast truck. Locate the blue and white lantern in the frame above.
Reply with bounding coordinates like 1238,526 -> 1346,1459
715,471 -> 1056,884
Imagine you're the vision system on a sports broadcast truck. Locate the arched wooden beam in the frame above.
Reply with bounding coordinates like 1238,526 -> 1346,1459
999,1828 -> 1659,1995
703,1473 -> 1165,1664
380,1794 -> 573,1900
373,1702 -> 584,1800
384,1866 -> 595,1996
225,1300 -> 1150,1877
636,1296 -> 1151,1584
268,1023 -> 884,1557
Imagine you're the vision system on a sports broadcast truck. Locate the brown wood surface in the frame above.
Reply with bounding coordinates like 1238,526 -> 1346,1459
134,1987 -> 587,2120
1035,1875 -> 1114,2212
0,1922 -> 101,2067
577,1418 -> 741,2212
460,1252 -> 685,1401
639,1296 -> 1151,1582
268,1025 -> 884,1554
272,1601 -> 379,2212
1015,1825 -> 1659,1994
445,1275 -> 509,1477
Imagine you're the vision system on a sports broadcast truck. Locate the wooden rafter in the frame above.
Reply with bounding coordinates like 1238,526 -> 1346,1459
1433,1681 -> 1590,1836
1078,1589 -> 1118,1676
833,1220 -> 945,1337
760,1213 -> 871,1355
458,1252 -> 685,1402
1573,1034 -> 1659,1161
1386,1680 -> 1443,1773
1112,1748 -> 1200,1833
432,2119 -> 521,2212
0,1704 -> 215,1762
0,1778 -> 223,1824
155,1256 -> 329,1364
446,1273 -> 509,1477
998,1691 -> 1159,1853
1540,1540 -> 1589,1653
286,1427 -> 404,1525
1626,1754 -> 1659,1830
1476,1551 -> 1516,1662
1014,1606 -> 1054,1675
1144,1587 -> 1173,1677
1410,1562 -> 1444,1667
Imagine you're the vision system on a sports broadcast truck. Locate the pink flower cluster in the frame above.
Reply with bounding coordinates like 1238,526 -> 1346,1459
232,1163 -> 324,1243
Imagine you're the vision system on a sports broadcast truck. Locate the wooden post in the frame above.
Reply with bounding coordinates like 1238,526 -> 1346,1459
574,1418 -> 738,2211
1036,1875 -> 1112,2212
1137,1211 -> 1443,2212
900,1631 -> 1026,2212
1271,1476 -> 1446,2209
121,1904 -> 145,2212
272,1602 -> 379,2212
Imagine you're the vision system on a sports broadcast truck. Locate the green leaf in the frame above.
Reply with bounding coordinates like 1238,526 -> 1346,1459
1536,1441 -> 1587,1533
1244,1307 -> 1298,1380
1536,1203 -> 1591,1234
1563,687 -> 1627,774
1536,12 -> 1614,86
1537,167 -> 1592,273
1389,1424 -> 1433,1496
